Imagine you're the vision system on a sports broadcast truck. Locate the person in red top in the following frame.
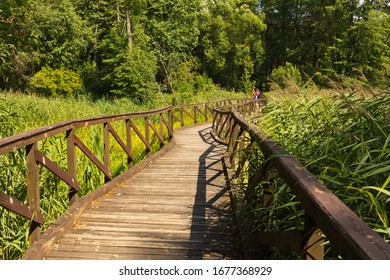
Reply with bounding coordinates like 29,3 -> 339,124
252,88 -> 260,99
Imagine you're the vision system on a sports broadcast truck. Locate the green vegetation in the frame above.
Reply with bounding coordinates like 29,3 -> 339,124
242,85 -> 390,258
1,0 -> 389,98
1,0 -> 389,260
29,67 -> 84,97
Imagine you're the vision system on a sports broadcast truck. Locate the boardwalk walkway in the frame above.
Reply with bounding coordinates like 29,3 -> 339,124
42,124 -> 238,260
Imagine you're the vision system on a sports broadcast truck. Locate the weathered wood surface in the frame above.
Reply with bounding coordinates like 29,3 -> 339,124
41,124 -> 238,260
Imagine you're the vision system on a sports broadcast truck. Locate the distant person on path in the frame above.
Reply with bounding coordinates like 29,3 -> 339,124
252,88 -> 260,99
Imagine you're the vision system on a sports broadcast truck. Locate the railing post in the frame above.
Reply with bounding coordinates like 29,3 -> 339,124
228,122 -> 240,168
26,143 -> 41,244
159,112 -> 164,147
145,116 -> 150,157
194,105 -> 197,124
168,108 -> 173,140
217,114 -> 226,139
103,123 -> 110,182
212,110 -> 217,131
66,129 -> 78,205
126,119 -> 133,167
180,107 -> 184,127
205,104 -> 209,122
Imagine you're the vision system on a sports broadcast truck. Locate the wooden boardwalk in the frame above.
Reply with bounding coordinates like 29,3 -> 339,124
42,124 -> 238,260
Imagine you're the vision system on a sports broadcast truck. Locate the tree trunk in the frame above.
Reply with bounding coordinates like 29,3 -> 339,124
126,9 -> 133,56
92,0 -> 100,66
116,0 -> 121,24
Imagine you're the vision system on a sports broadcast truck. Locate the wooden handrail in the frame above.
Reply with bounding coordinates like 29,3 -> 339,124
211,104 -> 390,260
0,98 -> 247,247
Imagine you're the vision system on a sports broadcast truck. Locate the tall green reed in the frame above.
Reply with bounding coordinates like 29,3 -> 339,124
255,90 -> 390,245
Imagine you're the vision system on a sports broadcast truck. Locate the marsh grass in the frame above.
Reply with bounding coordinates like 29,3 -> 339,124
249,87 -> 390,258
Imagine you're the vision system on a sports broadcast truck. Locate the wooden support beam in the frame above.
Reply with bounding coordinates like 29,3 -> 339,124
107,123 -> 134,161
159,113 -> 164,148
103,123 -> 110,182
129,119 -> 152,151
0,191 -> 43,225
66,129 -> 78,205
26,143 -> 41,244
145,117 -> 150,157
74,135 -> 112,180
35,150 -> 79,191
126,119 -> 133,167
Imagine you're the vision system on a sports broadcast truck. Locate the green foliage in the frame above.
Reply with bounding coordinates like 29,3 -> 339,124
24,0 -> 91,69
171,58 -> 214,94
107,48 -> 158,103
262,0 -> 390,89
198,0 -> 266,92
147,0 -> 201,92
0,0 -> 91,90
29,66 -> 84,97
0,0 -> 28,88
269,63 -> 302,89
2,0 -> 390,99
346,10 -> 390,88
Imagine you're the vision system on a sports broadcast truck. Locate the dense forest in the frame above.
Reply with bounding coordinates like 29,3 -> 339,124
0,0 -> 389,101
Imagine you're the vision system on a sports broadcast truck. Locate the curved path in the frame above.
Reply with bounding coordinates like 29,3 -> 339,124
40,124 -> 238,260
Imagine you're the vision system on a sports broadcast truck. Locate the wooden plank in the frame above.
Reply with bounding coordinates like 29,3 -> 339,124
59,232 -> 230,245
62,225 -> 229,236
55,238 -> 231,250
44,251 -> 190,260
45,244 -> 228,255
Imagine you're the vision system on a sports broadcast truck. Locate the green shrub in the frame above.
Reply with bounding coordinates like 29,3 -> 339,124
270,62 -> 302,89
29,66 -> 84,97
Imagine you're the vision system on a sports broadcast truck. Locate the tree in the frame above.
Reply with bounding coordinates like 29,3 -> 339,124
24,0 -> 91,69
259,0 -> 390,88
197,0 -> 266,92
0,0 -> 28,88
87,0 -> 158,101
146,0 -> 201,92
0,0 -> 91,89
345,10 -> 390,87
100,23 -> 158,102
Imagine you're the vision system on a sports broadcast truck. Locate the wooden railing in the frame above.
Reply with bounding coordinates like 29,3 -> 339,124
211,103 -> 390,260
0,98 -> 248,247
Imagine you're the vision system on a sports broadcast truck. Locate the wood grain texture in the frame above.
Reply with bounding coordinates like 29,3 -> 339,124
37,124 -> 237,260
